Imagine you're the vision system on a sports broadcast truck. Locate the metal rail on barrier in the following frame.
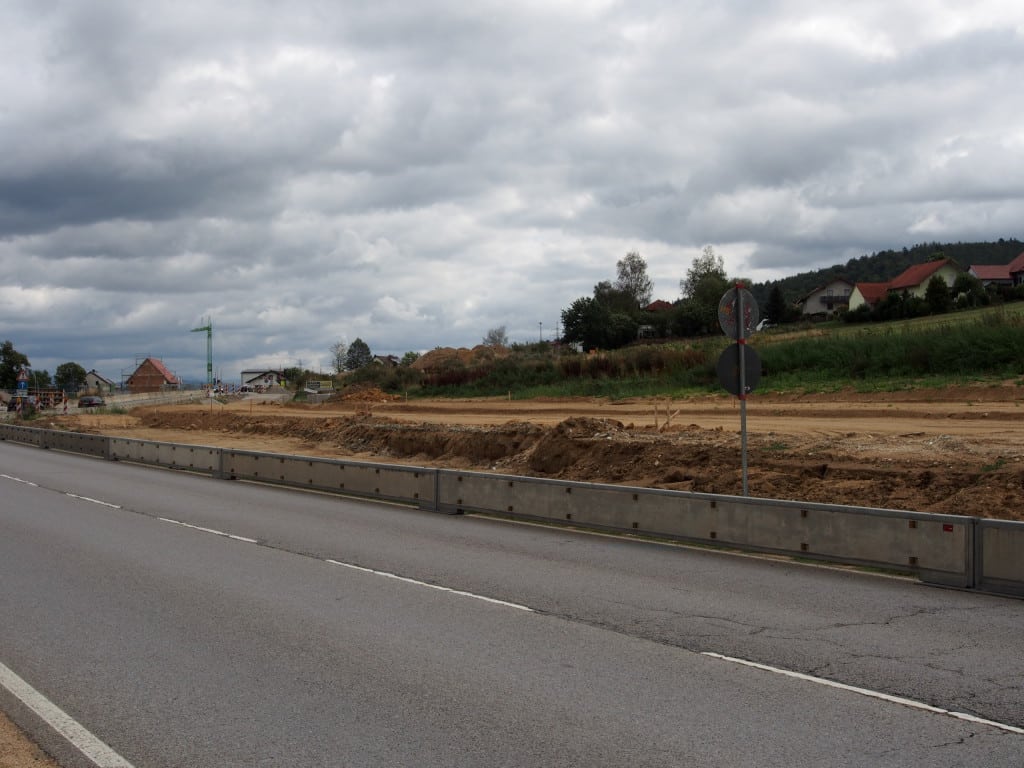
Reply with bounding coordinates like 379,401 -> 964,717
1,422 -> 1021,597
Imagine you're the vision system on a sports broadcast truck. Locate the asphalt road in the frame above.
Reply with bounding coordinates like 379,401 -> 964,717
1,441 -> 1022,767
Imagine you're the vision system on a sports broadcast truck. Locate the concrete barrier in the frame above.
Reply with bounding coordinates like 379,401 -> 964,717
222,450 -> 436,509
975,520 -> 1024,597
41,430 -> 110,459
109,437 -> 222,475
0,424 -> 44,446
2,423 -> 1021,596
437,471 -> 974,588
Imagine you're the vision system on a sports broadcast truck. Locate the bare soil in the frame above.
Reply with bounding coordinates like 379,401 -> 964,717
44,382 -> 1024,522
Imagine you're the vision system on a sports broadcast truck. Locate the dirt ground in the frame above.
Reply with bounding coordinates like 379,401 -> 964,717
41,381 -> 1024,522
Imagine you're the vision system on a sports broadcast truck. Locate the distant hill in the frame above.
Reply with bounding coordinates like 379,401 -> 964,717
749,238 -> 1024,308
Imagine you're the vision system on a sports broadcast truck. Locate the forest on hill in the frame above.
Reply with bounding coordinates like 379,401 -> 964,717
749,238 -> 1024,308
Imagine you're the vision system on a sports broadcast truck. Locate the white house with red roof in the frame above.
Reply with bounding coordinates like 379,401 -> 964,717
847,282 -> 891,312
885,258 -> 960,299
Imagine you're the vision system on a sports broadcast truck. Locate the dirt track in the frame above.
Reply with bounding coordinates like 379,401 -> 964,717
50,382 -> 1024,522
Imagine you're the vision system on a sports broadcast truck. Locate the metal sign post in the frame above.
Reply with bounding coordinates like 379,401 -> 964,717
716,285 -> 760,496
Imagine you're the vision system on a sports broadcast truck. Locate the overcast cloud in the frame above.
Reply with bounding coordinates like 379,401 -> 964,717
2,0 -> 1024,382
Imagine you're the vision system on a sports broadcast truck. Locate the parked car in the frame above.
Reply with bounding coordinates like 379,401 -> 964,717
78,395 -> 105,408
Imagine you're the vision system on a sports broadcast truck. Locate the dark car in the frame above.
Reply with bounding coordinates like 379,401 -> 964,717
77,395 -> 105,408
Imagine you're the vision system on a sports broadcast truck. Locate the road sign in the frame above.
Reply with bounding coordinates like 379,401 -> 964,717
718,287 -> 759,339
716,344 -> 761,396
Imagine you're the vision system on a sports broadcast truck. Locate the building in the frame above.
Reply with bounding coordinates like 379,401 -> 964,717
798,279 -> 854,317
970,250 -> 1024,288
886,258 -> 961,299
84,369 -> 117,394
125,358 -> 181,394
847,282 -> 891,312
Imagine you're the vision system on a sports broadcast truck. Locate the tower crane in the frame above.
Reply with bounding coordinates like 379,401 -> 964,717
190,317 -> 214,388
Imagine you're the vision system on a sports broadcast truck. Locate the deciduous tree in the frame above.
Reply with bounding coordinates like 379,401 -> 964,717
55,362 -> 87,393
614,251 -> 653,307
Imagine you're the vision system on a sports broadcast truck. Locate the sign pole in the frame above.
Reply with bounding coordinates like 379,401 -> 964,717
735,284 -> 749,496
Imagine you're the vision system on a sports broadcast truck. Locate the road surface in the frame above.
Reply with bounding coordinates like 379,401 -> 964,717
1,441 -> 1022,766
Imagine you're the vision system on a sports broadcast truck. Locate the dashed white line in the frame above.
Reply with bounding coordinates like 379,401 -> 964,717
65,493 -> 121,509
326,559 -> 535,612
0,473 -> 38,487
158,517 -> 258,543
0,660 -> 136,768
702,651 -> 1024,735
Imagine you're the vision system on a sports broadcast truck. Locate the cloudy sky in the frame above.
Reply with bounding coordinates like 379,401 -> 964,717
3,1 -> 1024,383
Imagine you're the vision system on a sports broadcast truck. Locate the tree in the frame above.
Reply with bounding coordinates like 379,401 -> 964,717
561,296 -> 611,350
345,338 -> 373,370
400,351 -> 420,367
592,280 -> 637,314
55,362 -> 87,393
482,326 -> 509,347
766,285 -> 788,325
679,246 -> 731,334
29,369 -> 51,389
614,251 -> 653,307
329,340 -> 348,375
681,246 -> 727,299
925,275 -> 953,314
0,340 -> 30,389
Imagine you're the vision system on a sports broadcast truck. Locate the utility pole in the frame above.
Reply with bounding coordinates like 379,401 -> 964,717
190,317 -> 213,388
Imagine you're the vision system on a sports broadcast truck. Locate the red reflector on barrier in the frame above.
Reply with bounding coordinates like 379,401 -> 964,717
943,524 -> 954,532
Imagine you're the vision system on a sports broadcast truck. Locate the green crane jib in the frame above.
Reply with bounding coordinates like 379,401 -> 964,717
190,318 -> 214,388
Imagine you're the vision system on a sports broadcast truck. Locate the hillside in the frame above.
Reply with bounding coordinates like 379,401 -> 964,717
749,238 -> 1024,307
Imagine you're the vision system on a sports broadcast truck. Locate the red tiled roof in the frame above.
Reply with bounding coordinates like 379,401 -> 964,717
969,264 -> 1011,281
145,357 -> 180,384
853,282 -> 890,305
644,300 -> 674,312
1007,250 -> 1024,275
888,259 -> 954,290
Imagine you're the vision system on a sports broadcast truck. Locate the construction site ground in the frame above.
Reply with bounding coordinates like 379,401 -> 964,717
45,381 -> 1024,522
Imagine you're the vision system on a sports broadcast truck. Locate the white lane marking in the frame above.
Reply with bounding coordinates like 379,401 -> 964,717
702,651 -> 1024,735
326,559 -> 535,612
157,517 -> 258,544
1,473 -> 38,487
65,493 -> 121,509
0,659 -> 136,768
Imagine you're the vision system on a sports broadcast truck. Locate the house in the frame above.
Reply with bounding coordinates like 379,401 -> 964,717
372,355 -> 400,367
125,358 -> 181,394
886,258 -> 960,299
643,300 -> 674,313
968,264 -> 1013,288
971,250 -> 1024,288
847,282 -> 891,312
1012,250 -> 1024,286
798,279 -> 854,317
240,369 -> 285,390
84,369 -> 117,394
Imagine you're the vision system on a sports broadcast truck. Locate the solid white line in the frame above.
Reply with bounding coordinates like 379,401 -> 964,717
325,559 -> 535,612
0,473 -> 38,487
0,660 -> 136,768
65,493 -> 121,509
157,517 -> 258,544
701,651 -> 1024,735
